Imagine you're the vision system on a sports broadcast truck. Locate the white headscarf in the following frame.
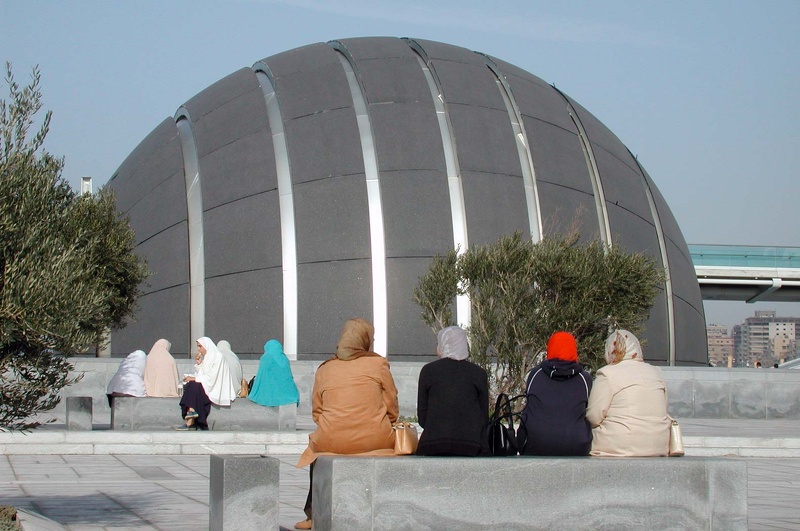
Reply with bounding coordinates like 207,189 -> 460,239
107,350 -> 147,397
437,326 -> 469,361
604,329 -> 644,365
217,340 -> 243,395
195,337 -> 237,406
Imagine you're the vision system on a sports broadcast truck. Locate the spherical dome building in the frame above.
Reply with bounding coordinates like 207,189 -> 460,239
108,37 -> 706,364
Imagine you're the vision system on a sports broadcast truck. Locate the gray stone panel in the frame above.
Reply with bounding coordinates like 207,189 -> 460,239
536,182 -> 599,241
337,36 -> 415,61
198,129 -> 277,211
125,171 -> 187,245
694,379 -> 732,418
524,118 -> 593,194
259,43 -> 334,78
194,96 -> 267,172
65,397 -> 93,430
433,60 -> 507,111
135,222 -> 189,293
766,380 -> 800,419
411,38 -> 487,67
313,456 -> 747,531
731,373 -> 768,419
512,77 -> 577,133
353,57 -> 431,105
183,68 -> 259,125
297,260 -> 372,358
639,288 -> 669,365
486,56 -> 553,92
204,191 -> 282,279
567,96 -> 639,172
461,171 -> 529,247
595,146 -> 655,223
273,62 -> 352,121
285,109 -> 364,185
209,455 -> 280,531
386,257 -> 440,358
665,376 -> 694,417
606,203 -> 661,261
109,118 -> 182,214
449,105 -> 521,177
204,268 -> 283,357
113,284 -> 190,358
370,103 -> 444,172
667,239 -> 705,312
294,174 -> 371,263
380,170 -> 452,258
673,295 -> 708,365
642,167 -> 691,261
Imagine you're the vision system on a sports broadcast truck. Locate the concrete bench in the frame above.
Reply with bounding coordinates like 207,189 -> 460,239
65,396 -> 93,430
311,456 -> 747,530
209,455 -> 280,531
110,397 -> 296,431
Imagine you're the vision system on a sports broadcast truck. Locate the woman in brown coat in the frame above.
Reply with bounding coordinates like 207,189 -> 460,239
295,318 -> 399,530
586,329 -> 670,457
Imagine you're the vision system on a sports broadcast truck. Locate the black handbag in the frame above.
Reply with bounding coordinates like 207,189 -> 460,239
487,393 -> 526,456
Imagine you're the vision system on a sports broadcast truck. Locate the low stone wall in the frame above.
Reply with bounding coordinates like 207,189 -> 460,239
663,367 -> 800,419
312,456 -> 747,530
40,360 -> 800,426
110,396 -> 296,431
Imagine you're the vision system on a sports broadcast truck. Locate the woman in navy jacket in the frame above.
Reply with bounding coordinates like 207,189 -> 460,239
520,331 -> 593,456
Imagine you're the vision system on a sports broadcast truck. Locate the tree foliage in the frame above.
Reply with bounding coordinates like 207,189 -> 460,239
414,232 -> 665,399
0,63 -> 149,430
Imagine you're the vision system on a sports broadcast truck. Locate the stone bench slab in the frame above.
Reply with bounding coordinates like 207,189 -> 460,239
312,456 -> 747,530
110,397 -> 296,431
209,455 -> 279,531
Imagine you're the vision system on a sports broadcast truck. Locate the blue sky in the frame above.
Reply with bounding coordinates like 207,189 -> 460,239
2,0 -> 799,331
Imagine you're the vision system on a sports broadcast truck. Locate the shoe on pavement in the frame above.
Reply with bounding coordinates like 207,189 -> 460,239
175,424 -> 197,431
294,518 -> 312,530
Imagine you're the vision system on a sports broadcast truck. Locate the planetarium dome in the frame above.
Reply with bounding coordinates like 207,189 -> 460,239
108,36 -> 707,364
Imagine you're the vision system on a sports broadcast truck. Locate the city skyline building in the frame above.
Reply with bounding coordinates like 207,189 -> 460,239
732,310 -> 800,367
706,324 -> 734,367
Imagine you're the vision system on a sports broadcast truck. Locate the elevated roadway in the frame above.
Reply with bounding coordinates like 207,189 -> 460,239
690,244 -> 800,302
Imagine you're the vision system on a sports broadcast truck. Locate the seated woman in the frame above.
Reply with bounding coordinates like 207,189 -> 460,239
586,329 -> 670,457
106,350 -> 147,405
519,331 -> 592,456
143,339 -> 180,398
248,339 -> 300,407
177,337 -> 236,431
294,318 -> 398,530
217,340 -> 245,397
416,325 -> 489,456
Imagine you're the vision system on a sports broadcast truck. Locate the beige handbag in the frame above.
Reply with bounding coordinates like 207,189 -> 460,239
668,418 -> 685,457
393,422 -> 419,455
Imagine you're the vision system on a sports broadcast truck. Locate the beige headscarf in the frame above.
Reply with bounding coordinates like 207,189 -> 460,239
336,318 -> 375,360
143,339 -> 180,397
604,329 -> 644,365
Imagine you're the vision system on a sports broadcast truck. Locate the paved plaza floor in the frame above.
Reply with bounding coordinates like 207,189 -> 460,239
3,419 -> 800,530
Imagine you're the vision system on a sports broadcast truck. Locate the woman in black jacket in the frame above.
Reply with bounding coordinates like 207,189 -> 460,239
520,331 -> 593,456
416,326 -> 489,456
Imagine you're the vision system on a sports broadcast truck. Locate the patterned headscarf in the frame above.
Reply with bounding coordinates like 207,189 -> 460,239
604,329 -> 644,365
437,326 -> 469,361
336,318 -> 375,360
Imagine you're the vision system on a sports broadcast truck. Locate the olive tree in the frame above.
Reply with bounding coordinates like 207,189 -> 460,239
0,63 -> 149,430
414,232 -> 664,398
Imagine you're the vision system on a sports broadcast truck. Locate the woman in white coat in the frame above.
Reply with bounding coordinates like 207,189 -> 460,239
586,329 -> 670,457
177,337 -> 237,430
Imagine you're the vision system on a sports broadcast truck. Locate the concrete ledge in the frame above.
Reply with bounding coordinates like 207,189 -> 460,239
312,456 -> 747,530
110,397 -> 296,431
209,455 -> 280,531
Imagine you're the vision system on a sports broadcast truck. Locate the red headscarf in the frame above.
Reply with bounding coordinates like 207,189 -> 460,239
546,331 -> 578,362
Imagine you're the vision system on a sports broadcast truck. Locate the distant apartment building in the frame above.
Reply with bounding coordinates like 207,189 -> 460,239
732,311 -> 800,367
706,324 -> 734,367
